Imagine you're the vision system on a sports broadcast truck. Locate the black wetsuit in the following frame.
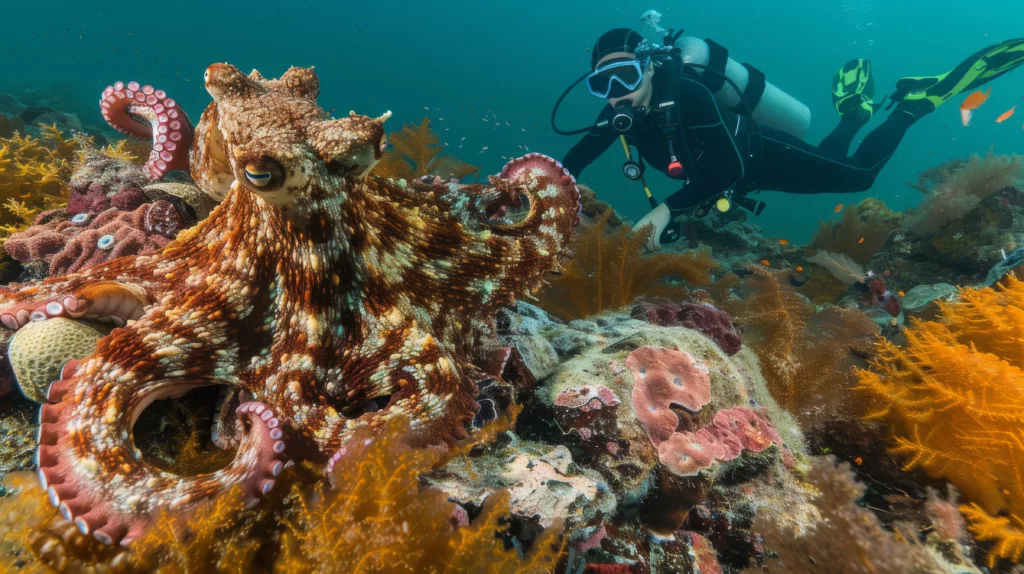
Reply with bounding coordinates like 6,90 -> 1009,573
562,66 -> 917,214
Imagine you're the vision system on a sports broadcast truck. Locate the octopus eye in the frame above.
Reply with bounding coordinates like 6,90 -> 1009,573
245,168 -> 273,187
243,158 -> 285,191
379,133 -> 388,154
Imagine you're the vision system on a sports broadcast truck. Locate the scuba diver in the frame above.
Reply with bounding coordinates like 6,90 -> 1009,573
553,28 -> 1024,249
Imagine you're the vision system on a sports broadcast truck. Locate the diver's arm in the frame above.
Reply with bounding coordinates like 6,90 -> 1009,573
561,109 -> 618,178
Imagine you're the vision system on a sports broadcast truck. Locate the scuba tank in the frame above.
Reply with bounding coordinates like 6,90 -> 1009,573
675,36 -> 811,139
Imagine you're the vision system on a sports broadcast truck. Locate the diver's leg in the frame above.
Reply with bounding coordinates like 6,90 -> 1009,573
754,125 -> 905,195
820,58 -> 876,155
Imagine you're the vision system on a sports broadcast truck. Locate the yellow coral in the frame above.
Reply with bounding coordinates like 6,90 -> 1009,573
0,125 -> 84,245
535,210 -> 714,320
857,274 -> 1024,566
373,118 -> 478,181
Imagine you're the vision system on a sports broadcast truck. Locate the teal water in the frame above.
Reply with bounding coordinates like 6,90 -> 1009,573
3,0 -> 1022,242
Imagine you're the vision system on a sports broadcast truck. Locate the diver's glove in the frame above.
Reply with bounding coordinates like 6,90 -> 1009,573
632,203 -> 681,251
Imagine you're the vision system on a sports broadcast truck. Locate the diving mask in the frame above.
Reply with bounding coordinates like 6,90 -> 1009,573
586,57 -> 650,99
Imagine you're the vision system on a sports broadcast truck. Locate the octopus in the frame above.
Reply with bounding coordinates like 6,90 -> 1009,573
0,63 -> 581,546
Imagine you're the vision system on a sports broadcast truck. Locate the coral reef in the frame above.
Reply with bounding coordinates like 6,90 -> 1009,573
629,299 -> 742,356
857,275 -> 1024,567
578,184 -> 626,227
4,201 -> 188,276
752,456 -> 978,574
0,64 -> 581,546
811,197 -> 901,265
372,117 -> 479,181
536,211 -> 715,320
66,143 -> 149,215
902,150 -> 1023,235
718,266 -> 877,425
0,125 -> 81,243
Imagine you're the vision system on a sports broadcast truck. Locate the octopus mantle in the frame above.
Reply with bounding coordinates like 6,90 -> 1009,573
0,63 -> 581,546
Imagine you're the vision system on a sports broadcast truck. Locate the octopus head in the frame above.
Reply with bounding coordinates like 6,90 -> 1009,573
200,63 -> 389,215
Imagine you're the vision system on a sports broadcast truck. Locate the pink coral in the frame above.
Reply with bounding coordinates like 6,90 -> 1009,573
630,299 -> 741,355
66,148 -> 150,215
4,201 -> 183,275
626,346 -> 711,445
658,408 -> 780,477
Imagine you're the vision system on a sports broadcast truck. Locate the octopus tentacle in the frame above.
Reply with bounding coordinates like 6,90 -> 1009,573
100,81 -> 194,180
0,281 -> 147,331
38,334 -> 288,547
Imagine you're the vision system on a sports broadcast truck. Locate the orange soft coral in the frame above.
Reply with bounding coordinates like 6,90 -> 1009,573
535,211 -> 714,320
373,117 -> 478,181
857,274 -> 1024,566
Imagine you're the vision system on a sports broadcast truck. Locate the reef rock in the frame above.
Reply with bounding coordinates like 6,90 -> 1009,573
427,441 -> 615,535
67,147 -> 150,215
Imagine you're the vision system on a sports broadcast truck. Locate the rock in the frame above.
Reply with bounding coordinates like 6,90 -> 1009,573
144,182 -> 220,221
630,299 -> 742,355
901,283 -> 957,312
427,442 -> 615,533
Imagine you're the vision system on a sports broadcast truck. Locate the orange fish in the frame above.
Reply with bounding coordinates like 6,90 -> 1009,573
834,203 -> 844,214
854,457 -> 863,466
760,259 -> 770,267
996,105 -> 1017,123
795,266 -> 804,273
779,239 -> 789,245
960,87 -> 992,126
897,290 -> 905,298
858,237 -> 865,244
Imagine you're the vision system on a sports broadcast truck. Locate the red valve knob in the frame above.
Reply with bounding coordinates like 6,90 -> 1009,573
667,161 -> 684,177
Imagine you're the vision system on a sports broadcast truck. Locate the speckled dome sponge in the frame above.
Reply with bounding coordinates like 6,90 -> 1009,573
8,318 -> 110,402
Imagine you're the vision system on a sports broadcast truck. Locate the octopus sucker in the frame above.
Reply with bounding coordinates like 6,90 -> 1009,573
0,62 -> 580,545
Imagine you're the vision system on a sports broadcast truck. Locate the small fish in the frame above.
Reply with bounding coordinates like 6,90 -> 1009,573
423,106 -> 429,110
897,290 -> 905,298
795,266 -> 804,273
505,121 -> 510,127
996,105 -> 1016,123
521,128 -> 527,132
760,259 -> 770,267
834,203 -> 844,214
854,457 -> 863,466
438,117 -> 444,121
960,87 -> 992,126
524,145 -> 529,151
779,239 -> 789,245
481,146 -> 489,151
482,118 -> 489,122
858,237 -> 865,244
460,137 -> 466,141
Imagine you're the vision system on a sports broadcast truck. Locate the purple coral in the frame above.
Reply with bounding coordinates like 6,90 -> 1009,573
67,148 -> 150,215
5,201 -> 187,275
631,299 -> 742,355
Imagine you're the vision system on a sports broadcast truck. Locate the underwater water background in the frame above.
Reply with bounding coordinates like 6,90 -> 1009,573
3,0 -> 1022,243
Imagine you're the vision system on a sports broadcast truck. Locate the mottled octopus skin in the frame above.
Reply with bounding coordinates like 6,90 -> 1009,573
0,63 -> 581,546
